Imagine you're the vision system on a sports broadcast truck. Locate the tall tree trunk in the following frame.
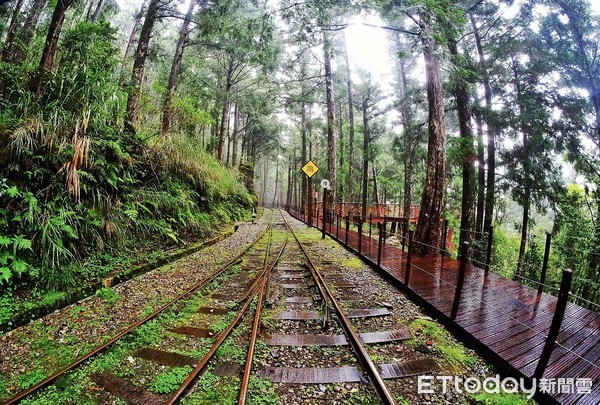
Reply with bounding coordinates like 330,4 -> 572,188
399,60 -> 414,220
372,165 -> 379,204
338,100 -> 345,201
361,95 -> 369,219
273,155 -> 280,206
449,38 -> 476,252
414,20 -> 446,255
123,0 -> 148,59
33,0 -> 75,98
124,0 -> 159,133
286,156 -> 292,206
474,107 -> 486,237
89,0 -> 106,22
218,59 -> 234,163
323,32 -> 337,203
1,0 -> 26,62
162,0 -> 197,135
11,0 -> 47,64
514,61 -> 531,280
231,103 -> 240,167
471,14 -> 497,239
343,31 -> 356,204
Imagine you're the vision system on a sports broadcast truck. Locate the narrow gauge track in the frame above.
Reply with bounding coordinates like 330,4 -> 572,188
1,210 -> 277,405
6,209 -> 440,404
278,211 -> 397,405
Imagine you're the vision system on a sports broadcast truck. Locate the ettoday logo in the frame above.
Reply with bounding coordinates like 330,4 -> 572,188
418,375 -> 593,399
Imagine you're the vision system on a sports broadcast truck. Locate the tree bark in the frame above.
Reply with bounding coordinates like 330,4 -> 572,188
1,0 -> 26,62
231,103 -> 240,167
33,0 -> 75,98
474,107 -> 486,237
301,99 -> 307,212
217,59 -> 234,163
471,14 -> 497,239
338,100 -> 344,200
89,0 -> 106,22
361,95 -> 369,219
449,38 -> 476,252
161,0 -> 197,135
513,61 -> 531,280
124,0 -> 159,133
414,19 -> 446,255
343,31 -> 356,204
399,60 -> 414,221
11,0 -> 47,64
372,165 -> 379,204
323,32 -> 337,203
124,0 -> 148,60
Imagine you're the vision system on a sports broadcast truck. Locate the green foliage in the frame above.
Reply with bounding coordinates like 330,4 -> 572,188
95,287 -> 120,305
471,391 -> 534,404
18,370 -> 46,389
247,375 -> 279,405
148,366 -> 193,394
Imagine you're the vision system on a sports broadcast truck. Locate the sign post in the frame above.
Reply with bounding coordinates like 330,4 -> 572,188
321,179 -> 329,239
301,160 -> 319,227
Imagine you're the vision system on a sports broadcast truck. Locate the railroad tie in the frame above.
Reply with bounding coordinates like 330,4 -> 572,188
263,328 -> 412,346
91,373 -> 164,405
259,358 -> 440,384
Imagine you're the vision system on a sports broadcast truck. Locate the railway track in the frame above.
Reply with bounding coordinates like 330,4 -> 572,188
4,209 -> 442,404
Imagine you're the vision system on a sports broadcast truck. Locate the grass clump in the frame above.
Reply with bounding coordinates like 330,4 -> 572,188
471,391 -> 536,404
148,366 -> 193,394
409,319 -> 477,369
95,287 -> 120,305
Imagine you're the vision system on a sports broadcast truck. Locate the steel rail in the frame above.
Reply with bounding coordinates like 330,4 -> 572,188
167,222 -> 288,404
239,232 -> 289,403
281,210 -> 397,405
2,210 -> 275,405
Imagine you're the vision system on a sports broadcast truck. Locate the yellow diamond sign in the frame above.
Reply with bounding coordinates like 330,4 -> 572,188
301,160 -> 319,178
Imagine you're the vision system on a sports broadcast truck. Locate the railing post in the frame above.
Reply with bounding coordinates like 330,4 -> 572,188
533,268 -> 573,379
440,219 -> 448,256
358,217 -> 363,255
377,223 -> 383,267
485,226 -> 494,273
404,230 -> 414,285
451,242 -> 469,320
321,189 -> 327,239
369,213 -> 373,239
538,232 -> 552,295
383,215 -> 388,245
402,218 -> 408,252
336,213 -> 340,239
345,214 -> 349,247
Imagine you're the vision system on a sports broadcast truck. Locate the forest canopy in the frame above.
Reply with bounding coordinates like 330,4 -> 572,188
0,0 -> 599,321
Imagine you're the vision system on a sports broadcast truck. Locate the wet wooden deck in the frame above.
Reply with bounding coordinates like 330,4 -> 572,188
296,213 -> 599,404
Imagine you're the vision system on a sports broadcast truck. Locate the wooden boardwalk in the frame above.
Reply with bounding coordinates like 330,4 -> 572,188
293,212 -> 599,404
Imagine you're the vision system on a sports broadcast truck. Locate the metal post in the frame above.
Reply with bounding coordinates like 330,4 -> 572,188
358,218 -> 363,255
336,213 -> 340,239
485,226 -> 494,273
404,230 -> 414,285
440,219 -> 448,256
377,222 -> 384,267
307,177 -> 313,227
538,232 -> 552,295
383,215 -> 388,245
369,213 -> 373,239
345,214 -> 349,247
402,218 -> 408,252
321,188 -> 327,239
533,268 -> 573,379
451,242 -> 469,320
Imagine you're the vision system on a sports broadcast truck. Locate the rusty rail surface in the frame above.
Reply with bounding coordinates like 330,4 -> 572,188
2,210 -> 276,405
280,210 -> 397,405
